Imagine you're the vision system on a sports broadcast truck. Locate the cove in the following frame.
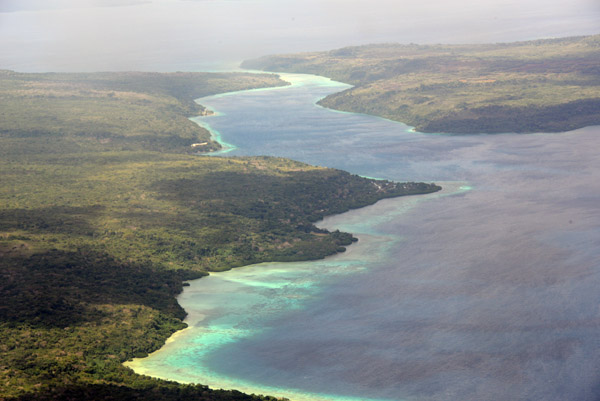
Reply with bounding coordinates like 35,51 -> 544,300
127,73 -> 600,401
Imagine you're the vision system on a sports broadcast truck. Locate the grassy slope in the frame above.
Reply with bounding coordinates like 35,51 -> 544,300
0,71 -> 440,400
242,35 -> 600,133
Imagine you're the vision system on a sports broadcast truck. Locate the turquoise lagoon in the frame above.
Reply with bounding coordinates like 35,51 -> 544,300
127,73 -> 600,401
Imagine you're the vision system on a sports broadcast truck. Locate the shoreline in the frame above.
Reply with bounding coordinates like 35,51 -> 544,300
125,72 -> 461,400
124,182 -> 468,401
126,72 -> 460,400
189,114 -> 238,155
189,72 -> 292,155
192,72 -> 354,156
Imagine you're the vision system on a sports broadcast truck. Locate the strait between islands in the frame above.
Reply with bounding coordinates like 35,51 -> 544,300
5,34 -> 598,399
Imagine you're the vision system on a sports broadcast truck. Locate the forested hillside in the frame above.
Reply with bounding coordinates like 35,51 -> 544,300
243,35 -> 600,133
0,71 -> 440,400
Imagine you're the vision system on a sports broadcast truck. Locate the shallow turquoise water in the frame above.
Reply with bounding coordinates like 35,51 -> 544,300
127,185 -> 462,401
127,73 -> 600,401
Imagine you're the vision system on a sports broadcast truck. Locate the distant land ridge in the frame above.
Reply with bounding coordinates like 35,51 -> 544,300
242,34 -> 600,134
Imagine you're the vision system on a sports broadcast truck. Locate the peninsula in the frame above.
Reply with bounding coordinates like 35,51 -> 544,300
0,70 -> 440,400
242,35 -> 600,133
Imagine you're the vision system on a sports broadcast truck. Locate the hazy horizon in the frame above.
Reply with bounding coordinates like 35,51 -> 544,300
1,0 -> 599,72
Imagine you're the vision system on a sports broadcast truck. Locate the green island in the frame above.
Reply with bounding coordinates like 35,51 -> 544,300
242,34 -> 600,133
0,70 -> 440,400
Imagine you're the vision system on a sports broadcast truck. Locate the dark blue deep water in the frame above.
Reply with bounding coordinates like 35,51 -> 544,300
128,73 -> 600,401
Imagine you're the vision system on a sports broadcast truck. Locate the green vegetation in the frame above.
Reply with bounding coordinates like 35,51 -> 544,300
242,35 -> 600,133
0,70 -> 287,153
0,70 -> 440,400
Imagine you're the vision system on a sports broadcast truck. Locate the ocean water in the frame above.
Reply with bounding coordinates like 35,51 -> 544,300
126,73 -> 600,401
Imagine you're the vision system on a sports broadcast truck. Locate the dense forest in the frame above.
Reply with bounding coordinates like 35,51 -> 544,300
0,71 -> 440,400
242,35 -> 600,133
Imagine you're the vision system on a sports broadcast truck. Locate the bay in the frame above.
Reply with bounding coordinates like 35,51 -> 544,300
127,73 -> 600,401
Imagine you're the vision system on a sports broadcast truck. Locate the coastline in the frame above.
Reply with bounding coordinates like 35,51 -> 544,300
189,72 -> 292,155
125,72 -> 461,400
189,114 -> 238,155
124,182 -> 468,401
191,72 -> 357,155
241,35 -> 600,135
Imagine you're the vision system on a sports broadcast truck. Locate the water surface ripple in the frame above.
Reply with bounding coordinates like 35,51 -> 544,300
127,73 -> 600,401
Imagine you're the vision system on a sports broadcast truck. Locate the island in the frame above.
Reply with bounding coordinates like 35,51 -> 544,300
0,70 -> 440,400
242,34 -> 600,134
